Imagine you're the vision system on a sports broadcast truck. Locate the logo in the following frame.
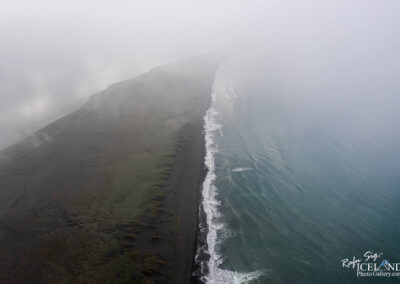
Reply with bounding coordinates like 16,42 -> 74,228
341,251 -> 400,278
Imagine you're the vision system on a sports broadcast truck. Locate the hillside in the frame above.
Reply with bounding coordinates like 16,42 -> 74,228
0,55 -> 220,283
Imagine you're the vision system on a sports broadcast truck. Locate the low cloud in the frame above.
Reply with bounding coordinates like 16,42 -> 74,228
1,0 -> 399,149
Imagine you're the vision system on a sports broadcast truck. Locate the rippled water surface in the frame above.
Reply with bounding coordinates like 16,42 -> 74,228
200,58 -> 400,283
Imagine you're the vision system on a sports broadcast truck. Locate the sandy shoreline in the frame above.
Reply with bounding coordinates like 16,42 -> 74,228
165,101 -> 210,283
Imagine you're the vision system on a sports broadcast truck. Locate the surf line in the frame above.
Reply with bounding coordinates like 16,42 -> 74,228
197,77 -> 263,284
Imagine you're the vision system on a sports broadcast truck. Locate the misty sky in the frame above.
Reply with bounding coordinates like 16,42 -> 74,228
1,0 -> 400,149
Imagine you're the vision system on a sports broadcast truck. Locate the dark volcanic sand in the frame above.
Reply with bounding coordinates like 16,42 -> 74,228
0,55 -> 220,283
167,114 -> 209,283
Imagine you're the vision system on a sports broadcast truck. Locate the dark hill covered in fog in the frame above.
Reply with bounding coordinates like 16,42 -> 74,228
0,55 -> 221,283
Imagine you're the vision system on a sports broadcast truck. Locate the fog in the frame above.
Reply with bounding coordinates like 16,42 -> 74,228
233,0 -> 400,149
1,0 -> 400,149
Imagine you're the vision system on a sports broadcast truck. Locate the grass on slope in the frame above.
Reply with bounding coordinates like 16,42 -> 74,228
28,113 -> 182,283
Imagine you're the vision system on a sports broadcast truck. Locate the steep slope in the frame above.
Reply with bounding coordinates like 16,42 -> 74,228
0,55 -> 220,283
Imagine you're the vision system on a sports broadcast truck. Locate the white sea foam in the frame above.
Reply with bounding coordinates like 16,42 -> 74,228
199,76 -> 262,283
232,167 -> 253,172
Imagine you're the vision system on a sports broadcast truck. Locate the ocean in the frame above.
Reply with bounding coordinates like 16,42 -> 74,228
197,54 -> 400,283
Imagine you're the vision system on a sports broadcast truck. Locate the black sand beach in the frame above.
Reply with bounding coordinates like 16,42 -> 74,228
0,55 -> 220,283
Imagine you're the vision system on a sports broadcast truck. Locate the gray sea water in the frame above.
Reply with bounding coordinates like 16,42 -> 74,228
199,52 -> 400,283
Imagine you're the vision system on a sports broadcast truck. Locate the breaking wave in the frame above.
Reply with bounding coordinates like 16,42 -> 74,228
232,167 -> 253,172
197,74 -> 262,283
